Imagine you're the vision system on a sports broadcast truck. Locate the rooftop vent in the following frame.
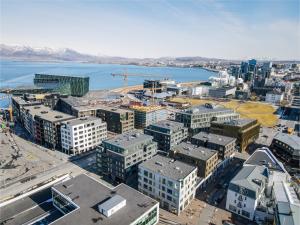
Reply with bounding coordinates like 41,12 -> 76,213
40,111 -> 48,114
80,117 -> 88,121
55,115 -> 63,119
34,106 -> 41,109
155,161 -> 164,166
98,195 -> 126,218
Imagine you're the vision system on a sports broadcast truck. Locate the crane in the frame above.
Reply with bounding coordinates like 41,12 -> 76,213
111,72 -> 170,105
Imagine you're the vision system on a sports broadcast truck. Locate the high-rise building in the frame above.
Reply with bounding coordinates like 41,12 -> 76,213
96,131 -> 157,187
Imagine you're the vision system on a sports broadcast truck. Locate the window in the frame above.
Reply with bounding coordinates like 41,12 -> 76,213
168,180 -> 173,187
229,204 -> 237,212
242,210 -> 250,218
167,195 -> 172,201
167,189 -> 172,195
144,171 -> 148,177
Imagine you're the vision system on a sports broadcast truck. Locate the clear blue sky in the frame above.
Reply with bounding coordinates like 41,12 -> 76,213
1,0 -> 299,59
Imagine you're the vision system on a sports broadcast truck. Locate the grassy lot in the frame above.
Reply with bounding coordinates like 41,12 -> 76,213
170,97 -> 278,127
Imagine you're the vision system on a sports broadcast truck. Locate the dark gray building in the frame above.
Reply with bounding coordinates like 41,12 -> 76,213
208,86 -> 237,98
96,131 -> 157,187
144,120 -> 188,152
191,132 -> 236,160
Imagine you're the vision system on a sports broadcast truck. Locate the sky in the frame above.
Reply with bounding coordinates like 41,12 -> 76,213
1,0 -> 300,60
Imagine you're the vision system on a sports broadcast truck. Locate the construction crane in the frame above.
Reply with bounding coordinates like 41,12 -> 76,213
111,72 -> 170,105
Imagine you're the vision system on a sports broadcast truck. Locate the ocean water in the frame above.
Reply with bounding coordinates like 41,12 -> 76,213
0,60 -> 216,107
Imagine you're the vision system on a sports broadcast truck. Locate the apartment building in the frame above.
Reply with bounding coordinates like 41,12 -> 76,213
210,119 -> 260,152
175,104 -> 239,135
138,155 -> 198,215
51,174 -> 159,225
20,105 -> 75,149
191,132 -> 236,162
130,105 -> 168,129
144,120 -> 188,152
270,133 -> 300,169
96,131 -> 157,187
96,107 -> 134,134
170,143 -> 218,179
60,117 -> 107,155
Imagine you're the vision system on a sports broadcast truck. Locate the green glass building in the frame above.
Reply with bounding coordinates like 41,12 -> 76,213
34,74 -> 89,97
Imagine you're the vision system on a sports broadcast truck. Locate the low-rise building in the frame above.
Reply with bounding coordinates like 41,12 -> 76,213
144,120 -> 188,152
175,104 -> 239,135
96,107 -> 134,134
96,131 -> 157,187
226,165 -> 268,221
138,155 -> 198,215
210,119 -> 260,152
51,174 -> 159,225
170,142 -> 218,179
191,132 -> 236,161
265,90 -> 284,104
270,133 -> 300,169
209,86 -> 237,98
60,117 -> 107,155
130,105 -> 168,129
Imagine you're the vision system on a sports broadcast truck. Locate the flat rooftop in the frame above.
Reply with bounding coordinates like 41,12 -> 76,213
192,132 -> 236,146
212,118 -> 257,127
103,131 -> 153,152
63,116 -> 104,126
130,105 -> 165,112
244,148 -> 286,172
172,142 -> 218,161
180,105 -> 235,115
146,120 -> 184,131
52,174 -> 158,225
23,105 -> 75,122
139,155 -> 197,181
273,133 -> 300,152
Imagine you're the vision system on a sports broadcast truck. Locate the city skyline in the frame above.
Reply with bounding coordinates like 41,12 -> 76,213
1,0 -> 300,60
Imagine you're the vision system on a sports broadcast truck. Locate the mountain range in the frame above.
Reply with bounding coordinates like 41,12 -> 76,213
1,44 -> 298,65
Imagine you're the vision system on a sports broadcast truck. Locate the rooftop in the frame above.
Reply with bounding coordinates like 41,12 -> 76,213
139,155 -> 197,181
23,105 -> 75,122
172,142 -> 218,161
230,165 -> 267,192
146,120 -> 184,131
63,116 -> 104,126
212,118 -> 257,128
52,174 -> 158,225
273,133 -> 300,153
180,104 -> 235,115
244,147 -> 286,172
130,105 -> 165,112
192,132 -> 236,146
103,131 -> 154,154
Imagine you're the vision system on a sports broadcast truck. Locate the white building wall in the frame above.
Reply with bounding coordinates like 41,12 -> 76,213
265,93 -> 284,104
61,118 -> 107,155
138,166 -> 197,215
226,189 -> 257,221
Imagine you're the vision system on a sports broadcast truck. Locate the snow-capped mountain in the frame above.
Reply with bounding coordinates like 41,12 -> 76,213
0,44 -> 98,62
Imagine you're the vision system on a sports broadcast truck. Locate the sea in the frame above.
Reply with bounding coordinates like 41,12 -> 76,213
0,60 -> 216,108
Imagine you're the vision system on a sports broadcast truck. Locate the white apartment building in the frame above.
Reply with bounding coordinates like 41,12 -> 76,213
61,116 -> 107,155
138,155 -> 198,215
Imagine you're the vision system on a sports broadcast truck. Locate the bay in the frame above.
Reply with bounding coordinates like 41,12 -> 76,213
0,60 -> 216,107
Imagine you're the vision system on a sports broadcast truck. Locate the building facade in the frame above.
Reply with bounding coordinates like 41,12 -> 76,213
96,107 -> 134,134
60,117 -> 107,155
144,120 -> 188,152
265,91 -> 284,104
210,119 -> 260,152
208,86 -> 237,98
96,131 -> 157,187
175,104 -> 239,135
131,105 -> 168,129
270,133 -> 300,170
34,74 -> 89,97
191,132 -> 236,160
170,142 -> 218,179
138,155 -> 198,215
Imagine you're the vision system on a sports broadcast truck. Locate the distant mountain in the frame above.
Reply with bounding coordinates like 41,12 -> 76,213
0,44 -> 98,62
